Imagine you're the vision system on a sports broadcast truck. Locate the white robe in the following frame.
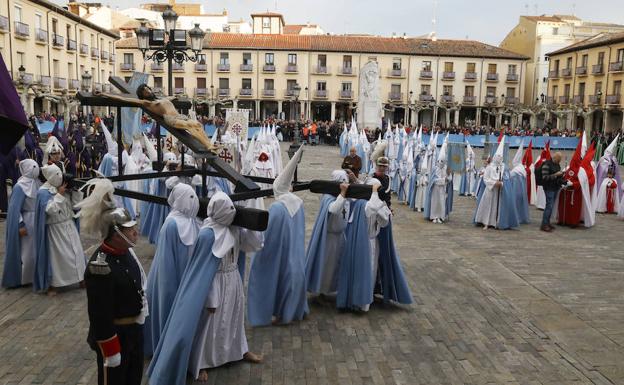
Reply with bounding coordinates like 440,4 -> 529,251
595,177 -> 620,213
415,167 -> 428,211
430,166 -> 450,220
474,164 -> 503,227
45,191 -> 86,287
361,192 -> 391,312
320,195 -> 349,294
189,229 -> 262,377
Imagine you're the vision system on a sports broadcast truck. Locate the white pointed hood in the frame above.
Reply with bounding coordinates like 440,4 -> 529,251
437,134 -> 448,163
493,135 -> 506,166
273,145 -> 303,216
466,143 -> 474,159
45,135 -> 64,155
581,129 -> 588,158
142,133 -> 158,163
605,134 -> 619,156
100,122 -> 118,156
210,126 -> 219,145
512,139 -> 524,168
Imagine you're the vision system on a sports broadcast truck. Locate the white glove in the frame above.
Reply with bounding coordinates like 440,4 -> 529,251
566,180 -> 573,187
104,352 -> 121,368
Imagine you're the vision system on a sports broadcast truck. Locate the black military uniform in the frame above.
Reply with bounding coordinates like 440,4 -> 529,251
375,173 -> 392,208
85,243 -> 145,385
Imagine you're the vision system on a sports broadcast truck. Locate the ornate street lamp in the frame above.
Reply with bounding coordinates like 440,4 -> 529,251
135,6 -> 205,97
162,5 -> 178,33
18,65 -> 26,82
81,71 -> 92,91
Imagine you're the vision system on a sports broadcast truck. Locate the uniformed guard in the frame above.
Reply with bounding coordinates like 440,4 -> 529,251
76,179 -> 147,385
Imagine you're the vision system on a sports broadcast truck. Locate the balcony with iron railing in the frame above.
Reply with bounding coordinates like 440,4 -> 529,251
239,88 -> 253,97
486,72 -> 499,81
484,96 -> 497,105
589,95 -> 601,105
339,90 -> 353,99
575,66 -> 587,76
218,88 -> 230,96
314,89 -> 328,98
263,64 -> 276,72
463,95 -> 476,104
120,62 -> 135,71
464,72 -> 477,81
573,95 -> 585,104
217,63 -> 230,72
151,62 -> 164,72
16,72 -> 33,84
109,54 -> 115,63
194,63 -> 207,72
441,95 -> 454,103
505,96 -> 519,105
548,70 -> 559,78
14,21 -> 29,38
561,68 -> 572,77
609,62 -> 623,72
339,66 -> 354,75
388,92 -> 403,101
53,77 -> 67,89
67,39 -> 77,51
101,51 -> 109,61
69,79 -> 79,90
52,34 -> 64,48
506,73 -> 519,82
546,96 -> 555,104
314,66 -> 329,75
442,72 -> 455,80
388,68 -> 405,78
239,63 -> 253,72
91,47 -> 99,59
420,70 -> 433,79
606,94 -> 621,105
195,88 -> 207,96
172,63 -> 185,72
0,15 -> 8,32
174,87 -> 186,95
38,75 -> 51,87
262,89 -> 275,97
559,96 -> 570,104
152,87 -> 164,95
419,94 -> 435,102
592,64 -> 604,75
35,28 -> 47,43
285,64 -> 298,73
80,43 -> 89,55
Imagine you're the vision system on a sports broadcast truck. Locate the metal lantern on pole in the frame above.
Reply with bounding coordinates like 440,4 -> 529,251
81,71 -> 92,91
136,22 -> 150,53
188,23 -> 205,53
162,5 -> 178,33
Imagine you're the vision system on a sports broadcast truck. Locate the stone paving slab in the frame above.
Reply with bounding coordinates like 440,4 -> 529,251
0,144 -> 623,385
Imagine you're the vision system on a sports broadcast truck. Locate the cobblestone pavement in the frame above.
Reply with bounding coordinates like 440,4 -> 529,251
1,144 -> 623,385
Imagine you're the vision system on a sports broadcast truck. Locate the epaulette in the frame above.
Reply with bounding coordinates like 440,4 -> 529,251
88,252 -> 111,275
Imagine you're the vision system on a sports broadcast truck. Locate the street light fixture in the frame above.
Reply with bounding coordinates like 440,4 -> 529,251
135,6 -> 205,97
81,71 -> 92,91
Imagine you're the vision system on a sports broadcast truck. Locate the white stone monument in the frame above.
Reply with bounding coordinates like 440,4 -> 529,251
357,60 -> 382,130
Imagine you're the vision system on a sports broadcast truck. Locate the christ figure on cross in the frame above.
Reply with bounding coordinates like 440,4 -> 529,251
93,84 -> 218,153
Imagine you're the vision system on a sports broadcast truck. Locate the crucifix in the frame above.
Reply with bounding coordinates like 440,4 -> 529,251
77,76 -> 260,193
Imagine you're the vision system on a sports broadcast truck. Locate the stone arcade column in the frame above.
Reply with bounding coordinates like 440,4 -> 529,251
476,107 -> 482,125
278,101 -> 283,119
331,102 -> 336,121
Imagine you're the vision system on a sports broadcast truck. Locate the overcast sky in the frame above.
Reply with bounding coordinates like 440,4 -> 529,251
98,0 -> 624,45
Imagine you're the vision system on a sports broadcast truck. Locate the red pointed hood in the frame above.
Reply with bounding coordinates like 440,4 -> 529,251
535,140 -> 551,169
581,142 -> 596,187
565,138 -> 583,183
522,140 -> 533,166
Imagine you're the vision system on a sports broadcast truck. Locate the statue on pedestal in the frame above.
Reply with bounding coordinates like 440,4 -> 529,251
358,61 -> 382,131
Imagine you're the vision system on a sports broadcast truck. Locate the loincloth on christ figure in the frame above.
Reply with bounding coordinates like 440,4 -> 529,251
163,113 -> 194,127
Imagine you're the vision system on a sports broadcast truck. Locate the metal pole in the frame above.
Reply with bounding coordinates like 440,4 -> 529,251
116,107 -> 123,176
167,46 -> 173,97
